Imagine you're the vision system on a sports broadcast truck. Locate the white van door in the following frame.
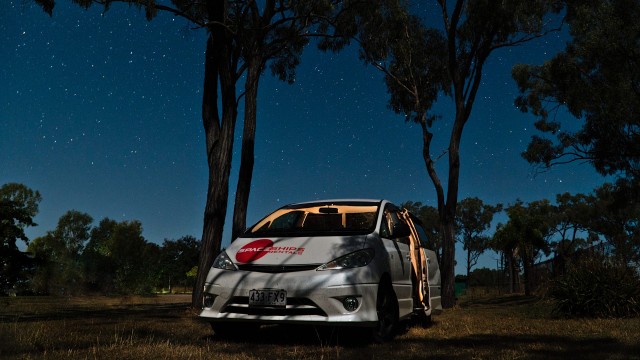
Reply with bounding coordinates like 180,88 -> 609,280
379,206 -> 413,315
424,248 -> 442,311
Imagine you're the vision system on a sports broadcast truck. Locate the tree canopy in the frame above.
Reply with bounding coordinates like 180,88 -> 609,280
27,209 -> 202,295
514,0 -> 640,182
455,197 -> 502,280
28,210 -> 93,295
492,200 -> 553,295
0,183 -> 42,294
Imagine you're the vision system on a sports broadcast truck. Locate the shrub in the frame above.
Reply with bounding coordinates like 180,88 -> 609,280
550,257 -> 640,318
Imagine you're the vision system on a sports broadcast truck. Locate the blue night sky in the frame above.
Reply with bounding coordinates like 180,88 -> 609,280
2,1 -> 607,273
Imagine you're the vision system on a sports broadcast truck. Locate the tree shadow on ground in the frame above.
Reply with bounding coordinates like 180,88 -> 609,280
0,302 -> 192,323
5,299 -> 639,359
459,294 -> 540,308
208,324 -> 640,359
400,333 -> 640,360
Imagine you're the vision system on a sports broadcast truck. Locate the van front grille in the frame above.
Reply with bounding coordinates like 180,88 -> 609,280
222,296 -> 327,317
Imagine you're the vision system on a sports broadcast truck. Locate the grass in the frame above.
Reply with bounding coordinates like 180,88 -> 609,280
1,293 -> 639,359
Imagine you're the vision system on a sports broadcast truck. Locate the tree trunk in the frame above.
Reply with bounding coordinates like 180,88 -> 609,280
522,248 -> 532,296
509,253 -> 515,293
440,219 -> 456,307
232,60 -> 262,241
439,109 -> 467,308
419,120 -> 457,307
466,242 -> 472,285
192,0 -> 238,308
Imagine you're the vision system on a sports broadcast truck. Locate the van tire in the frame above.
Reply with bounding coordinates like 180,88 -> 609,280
372,282 -> 398,343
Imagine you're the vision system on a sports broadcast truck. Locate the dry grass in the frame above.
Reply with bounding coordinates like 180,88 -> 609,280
1,294 -> 639,359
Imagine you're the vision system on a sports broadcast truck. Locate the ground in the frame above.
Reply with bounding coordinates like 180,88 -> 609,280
1,293 -> 639,359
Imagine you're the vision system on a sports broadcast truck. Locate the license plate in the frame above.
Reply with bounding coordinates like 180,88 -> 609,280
249,289 -> 287,307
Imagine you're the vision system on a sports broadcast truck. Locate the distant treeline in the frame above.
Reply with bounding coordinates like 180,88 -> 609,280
2,180 -> 638,297
1,183 -> 199,296
404,179 -> 639,296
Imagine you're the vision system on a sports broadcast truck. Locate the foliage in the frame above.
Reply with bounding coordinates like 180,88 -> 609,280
492,200 -> 553,295
27,210 -> 93,295
186,265 -> 198,278
455,197 -> 502,279
82,218 -> 157,294
514,0 -> 640,181
82,218 -> 119,293
589,180 -> 640,265
550,256 -> 640,318
24,208 -> 198,295
0,183 -> 41,248
158,236 -> 201,292
0,183 -> 41,294
466,267 -> 503,287
109,220 -> 150,294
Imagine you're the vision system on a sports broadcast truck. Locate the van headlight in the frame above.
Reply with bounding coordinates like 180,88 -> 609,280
212,251 -> 237,271
316,249 -> 375,271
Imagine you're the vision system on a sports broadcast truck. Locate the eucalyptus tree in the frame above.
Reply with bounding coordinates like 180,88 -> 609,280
492,221 -> 520,293
32,0 -> 333,306
590,182 -> 640,266
159,235 -> 201,292
455,197 -> 501,282
83,218 -> 119,293
323,0 -> 563,307
493,200 -> 552,295
514,0 -> 640,183
0,183 -> 41,294
27,210 -> 93,295
107,220 -> 149,293
82,217 -> 157,294
548,192 -> 593,274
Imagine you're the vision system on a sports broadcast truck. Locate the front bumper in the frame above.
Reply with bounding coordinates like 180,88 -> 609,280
199,267 -> 379,326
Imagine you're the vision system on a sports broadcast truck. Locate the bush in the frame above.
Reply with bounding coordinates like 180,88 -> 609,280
550,257 -> 640,318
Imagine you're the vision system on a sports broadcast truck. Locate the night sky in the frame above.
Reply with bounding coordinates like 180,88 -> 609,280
2,1 -> 607,273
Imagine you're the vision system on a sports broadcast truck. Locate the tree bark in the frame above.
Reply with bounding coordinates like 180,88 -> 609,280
419,119 -> 458,308
192,0 -> 238,308
232,60 -> 262,241
430,90 -> 467,306
466,240 -> 472,283
507,250 -> 515,293
522,247 -> 532,296
439,213 -> 456,307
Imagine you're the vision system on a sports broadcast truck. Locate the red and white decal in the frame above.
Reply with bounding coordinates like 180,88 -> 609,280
235,239 -> 305,263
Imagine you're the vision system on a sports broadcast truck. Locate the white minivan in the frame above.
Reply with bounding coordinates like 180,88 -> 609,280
199,199 -> 441,341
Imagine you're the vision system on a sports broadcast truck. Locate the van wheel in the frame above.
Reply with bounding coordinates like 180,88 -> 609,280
372,283 -> 398,343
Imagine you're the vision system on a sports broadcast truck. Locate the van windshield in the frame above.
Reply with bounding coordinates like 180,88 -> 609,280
245,201 -> 380,237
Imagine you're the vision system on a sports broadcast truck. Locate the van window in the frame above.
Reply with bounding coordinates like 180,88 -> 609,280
271,210 -> 304,230
246,201 -> 379,237
413,222 -> 431,250
380,205 -> 409,244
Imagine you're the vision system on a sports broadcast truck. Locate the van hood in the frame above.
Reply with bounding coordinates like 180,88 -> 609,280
227,235 -> 368,266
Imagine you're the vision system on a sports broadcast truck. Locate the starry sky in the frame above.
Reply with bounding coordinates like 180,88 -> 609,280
2,1 -> 607,273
